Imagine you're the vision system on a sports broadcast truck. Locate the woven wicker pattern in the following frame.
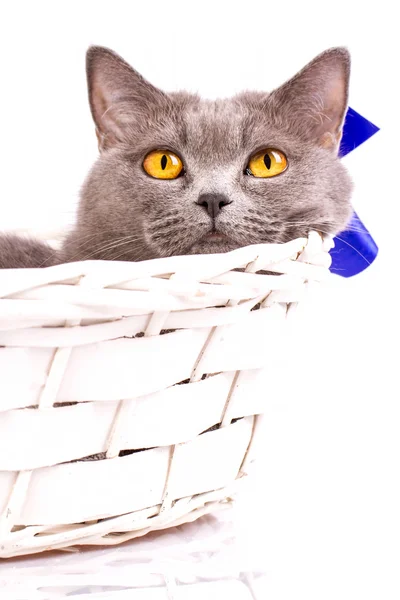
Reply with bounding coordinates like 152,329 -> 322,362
0,232 -> 332,557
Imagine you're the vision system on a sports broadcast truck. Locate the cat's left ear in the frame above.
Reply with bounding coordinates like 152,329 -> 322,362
268,47 -> 350,152
86,46 -> 168,151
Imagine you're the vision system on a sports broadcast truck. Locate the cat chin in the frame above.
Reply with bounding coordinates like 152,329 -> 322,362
185,239 -> 241,255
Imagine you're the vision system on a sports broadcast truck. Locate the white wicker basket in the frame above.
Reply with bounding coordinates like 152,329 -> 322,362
0,231 -> 332,558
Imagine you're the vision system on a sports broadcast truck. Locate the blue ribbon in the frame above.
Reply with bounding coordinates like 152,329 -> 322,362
330,107 -> 379,277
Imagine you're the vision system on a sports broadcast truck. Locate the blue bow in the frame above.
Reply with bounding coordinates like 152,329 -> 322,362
330,107 -> 379,277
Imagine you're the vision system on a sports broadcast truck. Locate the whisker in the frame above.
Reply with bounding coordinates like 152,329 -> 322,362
39,231 -> 110,267
109,241 -> 152,262
308,227 -> 371,264
81,240 -> 144,261
68,235 -> 144,262
285,221 -> 369,235
329,235 -> 371,264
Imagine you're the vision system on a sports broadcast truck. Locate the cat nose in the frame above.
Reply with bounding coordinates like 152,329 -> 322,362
196,193 -> 232,219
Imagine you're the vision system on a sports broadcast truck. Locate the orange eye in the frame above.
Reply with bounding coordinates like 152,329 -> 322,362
143,150 -> 183,179
247,149 -> 287,178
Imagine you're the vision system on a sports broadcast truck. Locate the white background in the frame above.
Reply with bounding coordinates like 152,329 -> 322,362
0,1 -> 399,598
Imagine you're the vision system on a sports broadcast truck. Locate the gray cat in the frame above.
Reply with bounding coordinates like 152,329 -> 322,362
0,46 -> 352,269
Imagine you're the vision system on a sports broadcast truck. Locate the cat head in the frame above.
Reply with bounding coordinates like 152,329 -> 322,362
72,46 -> 352,261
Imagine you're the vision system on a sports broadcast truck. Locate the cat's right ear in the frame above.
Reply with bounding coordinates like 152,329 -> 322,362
268,47 -> 350,152
86,46 -> 168,151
